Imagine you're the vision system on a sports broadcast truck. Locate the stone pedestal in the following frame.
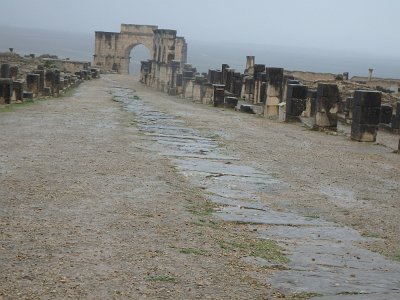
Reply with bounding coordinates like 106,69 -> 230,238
351,90 -> 381,142
315,83 -> 340,129
224,96 -> 238,109
0,79 -> 12,104
45,70 -> 56,95
212,84 -> 225,107
264,67 -> 284,117
26,74 -> 40,97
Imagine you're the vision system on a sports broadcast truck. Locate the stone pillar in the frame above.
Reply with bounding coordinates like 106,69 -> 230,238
26,74 -> 40,97
343,72 -> 349,81
12,80 -> 24,101
283,78 -> 300,106
208,70 -> 217,84
245,56 -> 255,75
0,79 -> 12,104
1,64 -> 10,78
241,76 -> 254,100
391,101 -> 400,130
254,72 -> 266,104
221,64 -> 230,86
168,60 -> 181,95
201,83 -> 214,105
9,66 -> 18,80
53,70 -> 61,95
264,67 -> 284,117
379,105 -> 393,125
45,70 -> 56,95
344,97 -> 354,121
368,69 -> 374,82
285,84 -> 308,121
213,84 -> 225,107
303,89 -> 317,118
351,90 -> 381,142
33,70 -> 45,94
315,83 -> 340,129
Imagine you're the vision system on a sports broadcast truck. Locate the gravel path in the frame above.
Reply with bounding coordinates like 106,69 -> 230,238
1,75 -> 399,299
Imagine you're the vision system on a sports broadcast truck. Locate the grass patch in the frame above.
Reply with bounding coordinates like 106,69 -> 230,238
0,99 -> 36,113
393,251 -> 400,262
146,275 -> 177,283
186,200 -> 216,216
192,219 -> 220,229
179,247 -> 206,255
133,95 -> 140,100
304,214 -> 320,219
288,292 -> 323,299
338,291 -> 366,295
59,87 -> 77,98
361,231 -> 380,238
218,239 -> 289,263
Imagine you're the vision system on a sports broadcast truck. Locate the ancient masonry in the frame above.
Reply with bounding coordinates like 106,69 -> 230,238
93,23 -> 399,147
0,55 -> 100,105
93,24 -> 187,75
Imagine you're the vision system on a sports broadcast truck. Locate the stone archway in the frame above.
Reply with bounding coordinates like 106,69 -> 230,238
93,24 -> 157,74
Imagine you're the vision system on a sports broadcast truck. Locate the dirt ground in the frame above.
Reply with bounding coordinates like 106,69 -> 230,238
1,75 -> 399,299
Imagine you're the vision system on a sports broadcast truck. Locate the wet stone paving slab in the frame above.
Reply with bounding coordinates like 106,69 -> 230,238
112,87 -> 400,299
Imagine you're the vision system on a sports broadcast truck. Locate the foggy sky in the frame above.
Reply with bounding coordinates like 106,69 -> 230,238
1,0 -> 400,57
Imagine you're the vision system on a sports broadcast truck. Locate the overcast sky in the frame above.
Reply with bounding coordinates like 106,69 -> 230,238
1,0 -> 399,57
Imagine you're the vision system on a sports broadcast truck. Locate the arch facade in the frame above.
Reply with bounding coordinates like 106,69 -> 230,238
93,24 -> 187,74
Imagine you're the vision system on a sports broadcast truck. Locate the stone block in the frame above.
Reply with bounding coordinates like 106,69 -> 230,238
26,74 -> 40,96
379,105 -> 393,124
1,64 -> 10,78
224,96 -> 238,109
353,90 -> 381,107
0,79 -> 12,104
266,67 -> 284,83
351,123 -> 378,142
240,104 -> 256,114
12,80 -> 23,101
213,84 -> 225,107
23,91 -> 34,99
315,83 -> 340,128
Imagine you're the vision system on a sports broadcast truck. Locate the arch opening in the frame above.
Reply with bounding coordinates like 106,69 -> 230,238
129,44 -> 151,75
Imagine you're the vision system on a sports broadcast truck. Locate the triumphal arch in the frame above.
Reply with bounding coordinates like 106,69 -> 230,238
93,24 -> 187,74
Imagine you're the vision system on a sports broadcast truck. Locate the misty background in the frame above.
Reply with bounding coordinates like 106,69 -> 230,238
0,0 -> 399,78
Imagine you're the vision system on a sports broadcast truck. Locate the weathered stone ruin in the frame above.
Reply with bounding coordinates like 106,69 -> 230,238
92,23 -> 399,146
0,52 -> 100,105
315,83 -> 340,129
351,90 -> 382,142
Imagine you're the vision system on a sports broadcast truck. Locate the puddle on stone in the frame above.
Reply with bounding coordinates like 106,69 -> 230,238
111,87 -> 400,299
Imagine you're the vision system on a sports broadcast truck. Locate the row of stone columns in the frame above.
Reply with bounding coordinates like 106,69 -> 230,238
139,56 -> 400,146
1,62 -> 99,105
